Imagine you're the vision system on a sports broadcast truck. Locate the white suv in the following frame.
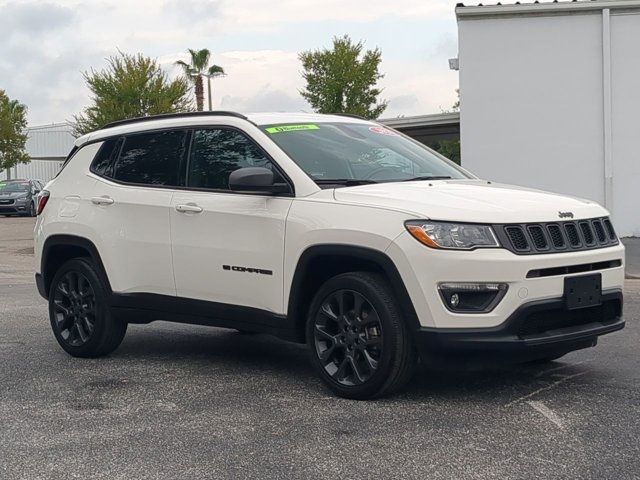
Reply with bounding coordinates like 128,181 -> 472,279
34,112 -> 625,399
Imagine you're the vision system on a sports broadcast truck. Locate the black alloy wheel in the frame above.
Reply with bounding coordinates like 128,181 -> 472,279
52,270 -> 97,347
313,289 -> 383,386
306,272 -> 416,399
49,258 -> 127,357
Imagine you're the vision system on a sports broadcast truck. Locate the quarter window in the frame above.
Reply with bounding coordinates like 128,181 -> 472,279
90,137 -> 122,177
114,130 -> 188,186
188,129 -> 281,190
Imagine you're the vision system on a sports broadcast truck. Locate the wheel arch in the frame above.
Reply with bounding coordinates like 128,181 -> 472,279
287,244 -> 420,343
41,234 -> 112,299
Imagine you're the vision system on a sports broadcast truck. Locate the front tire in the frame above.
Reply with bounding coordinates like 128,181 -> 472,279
48,258 -> 126,358
306,272 -> 416,400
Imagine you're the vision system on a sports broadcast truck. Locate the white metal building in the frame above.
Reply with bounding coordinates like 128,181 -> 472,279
457,0 -> 640,236
1,123 -> 74,183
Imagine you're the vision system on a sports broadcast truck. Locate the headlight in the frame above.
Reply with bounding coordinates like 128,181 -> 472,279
14,195 -> 28,203
405,220 -> 500,250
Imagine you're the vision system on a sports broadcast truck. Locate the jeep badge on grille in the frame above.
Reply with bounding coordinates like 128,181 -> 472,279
558,211 -> 574,219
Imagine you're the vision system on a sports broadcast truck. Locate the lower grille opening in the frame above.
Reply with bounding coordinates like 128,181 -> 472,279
517,299 -> 621,338
526,259 -> 623,278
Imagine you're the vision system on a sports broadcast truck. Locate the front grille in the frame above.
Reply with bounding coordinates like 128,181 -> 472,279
0,199 -> 15,205
517,299 -> 620,338
495,217 -> 618,255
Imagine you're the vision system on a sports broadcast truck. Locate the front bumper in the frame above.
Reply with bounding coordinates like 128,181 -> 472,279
415,290 -> 624,362
0,204 -> 27,214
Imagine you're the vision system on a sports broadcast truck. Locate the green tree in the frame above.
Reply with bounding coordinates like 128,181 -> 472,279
73,52 -> 192,136
175,49 -> 225,112
0,90 -> 29,178
433,139 -> 461,165
299,35 -> 387,119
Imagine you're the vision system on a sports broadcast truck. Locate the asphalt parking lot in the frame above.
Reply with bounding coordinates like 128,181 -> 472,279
1,216 -> 639,479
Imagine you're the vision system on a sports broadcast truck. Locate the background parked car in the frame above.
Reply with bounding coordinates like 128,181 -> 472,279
0,179 -> 42,217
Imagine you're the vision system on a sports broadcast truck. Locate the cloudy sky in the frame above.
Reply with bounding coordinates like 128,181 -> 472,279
0,0 -> 462,126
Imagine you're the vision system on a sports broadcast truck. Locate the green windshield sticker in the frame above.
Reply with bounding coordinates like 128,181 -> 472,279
266,124 -> 320,134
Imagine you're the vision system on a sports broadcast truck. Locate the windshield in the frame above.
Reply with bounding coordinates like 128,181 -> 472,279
0,182 -> 30,193
262,122 -> 470,184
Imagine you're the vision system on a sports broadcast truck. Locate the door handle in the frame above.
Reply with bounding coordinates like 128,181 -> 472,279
91,196 -> 114,206
175,203 -> 203,214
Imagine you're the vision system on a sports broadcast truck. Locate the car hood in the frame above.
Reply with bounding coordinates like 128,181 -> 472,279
332,179 -> 608,223
0,192 -> 29,200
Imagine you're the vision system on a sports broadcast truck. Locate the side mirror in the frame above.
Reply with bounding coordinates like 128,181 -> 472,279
229,167 -> 290,194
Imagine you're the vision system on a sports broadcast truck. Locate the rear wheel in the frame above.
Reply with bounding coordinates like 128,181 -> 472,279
49,258 -> 126,358
306,272 -> 416,399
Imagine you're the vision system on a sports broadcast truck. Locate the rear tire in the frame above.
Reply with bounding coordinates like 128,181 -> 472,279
306,272 -> 416,400
48,258 -> 126,358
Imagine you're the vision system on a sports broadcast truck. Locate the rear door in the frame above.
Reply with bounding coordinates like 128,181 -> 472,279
90,130 -> 189,296
170,127 -> 293,314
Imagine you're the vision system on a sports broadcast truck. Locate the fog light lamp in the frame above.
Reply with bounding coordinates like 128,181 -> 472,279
438,282 -> 508,313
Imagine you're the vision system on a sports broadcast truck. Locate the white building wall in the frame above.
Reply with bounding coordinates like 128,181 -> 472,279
458,3 -> 640,236
1,123 -> 74,184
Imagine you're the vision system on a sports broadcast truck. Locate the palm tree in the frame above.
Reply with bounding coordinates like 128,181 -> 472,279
175,49 -> 225,111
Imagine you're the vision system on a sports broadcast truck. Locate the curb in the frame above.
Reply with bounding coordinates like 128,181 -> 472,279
625,273 -> 640,280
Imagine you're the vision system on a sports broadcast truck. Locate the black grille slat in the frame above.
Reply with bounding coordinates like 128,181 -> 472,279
498,217 -> 617,255
565,223 -> 581,247
603,219 -> 616,240
527,225 -> 549,250
592,219 -> 607,243
580,221 -> 595,246
547,224 -> 566,249
505,226 -> 529,251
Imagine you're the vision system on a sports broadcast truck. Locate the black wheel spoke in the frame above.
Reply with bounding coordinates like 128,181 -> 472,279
333,358 -> 349,381
319,344 -> 337,363
315,324 -> 334,343
349,356 -> 366,385
319,303 -> 338,321
363,350 -> 379,371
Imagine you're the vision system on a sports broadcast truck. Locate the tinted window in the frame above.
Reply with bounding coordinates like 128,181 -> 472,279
91,137 -> 122,177
188,129 -> 280,190
114,130 -> 187,186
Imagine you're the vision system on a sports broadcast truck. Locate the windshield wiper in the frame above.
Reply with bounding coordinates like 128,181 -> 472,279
314,179 -> 379,186
402,175 -> 452,182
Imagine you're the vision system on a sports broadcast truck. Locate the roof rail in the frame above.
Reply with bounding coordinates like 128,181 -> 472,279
332,113 -> 368,120
101,111 -> 248,130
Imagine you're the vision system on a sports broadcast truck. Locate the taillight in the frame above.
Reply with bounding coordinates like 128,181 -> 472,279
36,190 -> 50,215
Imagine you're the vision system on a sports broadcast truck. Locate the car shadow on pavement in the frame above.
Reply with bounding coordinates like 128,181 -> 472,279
112,324 -> 592,403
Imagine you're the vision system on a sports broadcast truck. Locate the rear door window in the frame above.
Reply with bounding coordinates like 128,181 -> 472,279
114,130 -> 188,187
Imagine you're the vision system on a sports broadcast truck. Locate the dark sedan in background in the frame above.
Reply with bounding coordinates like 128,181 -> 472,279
0,179 -> 43,217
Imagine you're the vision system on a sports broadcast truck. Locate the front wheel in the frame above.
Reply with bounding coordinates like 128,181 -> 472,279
306,272 -> 416,400
49,258 -> 127,358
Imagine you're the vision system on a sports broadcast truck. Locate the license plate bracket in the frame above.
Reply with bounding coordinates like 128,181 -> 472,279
564,273 -> 602,310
